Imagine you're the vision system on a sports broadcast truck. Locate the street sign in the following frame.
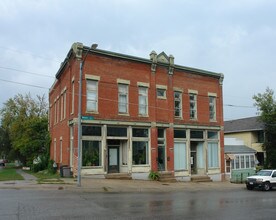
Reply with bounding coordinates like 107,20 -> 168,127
81,116 -> 94,120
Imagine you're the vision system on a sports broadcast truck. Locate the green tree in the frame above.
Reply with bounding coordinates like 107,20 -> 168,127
0,93 -> 49,165
253,88 -> 276,168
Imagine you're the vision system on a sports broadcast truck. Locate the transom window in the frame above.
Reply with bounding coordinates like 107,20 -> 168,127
133,128 -> 148,137
107,127 -> 127,137
190,130 -> 203,139
174,129 -> 186,139
82,126 -> 102,136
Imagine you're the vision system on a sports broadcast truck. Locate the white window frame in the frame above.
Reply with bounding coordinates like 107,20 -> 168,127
60,137 -> 63,163
71,79 -> 75,114
208,93 -> 217,121
63,91 -> 66,119
231,154 -> 255,170
86,80 -> 98,112
60,94 -> 63,121
132,128 -> 150,166
118,84 -> 129,114
138,86 -> 148,116
156,85 -> 167,99
174,91 -> 182,118
189,93 -> 197,120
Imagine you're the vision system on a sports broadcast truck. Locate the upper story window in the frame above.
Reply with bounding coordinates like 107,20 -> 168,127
118,84 -> 129,114
157,89 -> 166,99
71,78 -> 75,114
138,87 -> 148,116
209,95 -> 216,121
86,80 -> 98,112
257,131 -> 264,143
174,91 -> 182,118
156,85 -> 167,99
189,92 -> 197,120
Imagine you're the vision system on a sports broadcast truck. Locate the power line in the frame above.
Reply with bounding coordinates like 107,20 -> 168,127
0,77 -> 256,110
0,66 -> 55,78
0,78 -> 49,90
0,46 -> 60,63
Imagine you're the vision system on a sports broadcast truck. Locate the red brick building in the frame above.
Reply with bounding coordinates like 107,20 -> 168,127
49,42 -> 225,181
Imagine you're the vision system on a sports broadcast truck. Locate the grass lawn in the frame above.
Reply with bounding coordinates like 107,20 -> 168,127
0,167 -> 24,181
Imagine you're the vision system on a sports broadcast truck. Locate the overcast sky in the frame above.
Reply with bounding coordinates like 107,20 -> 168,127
0,0 -> 275,120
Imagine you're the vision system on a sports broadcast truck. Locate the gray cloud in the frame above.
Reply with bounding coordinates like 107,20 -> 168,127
0,0 -> 276,120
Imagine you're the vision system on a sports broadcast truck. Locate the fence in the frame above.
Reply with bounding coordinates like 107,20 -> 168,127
230,168 -> 256,183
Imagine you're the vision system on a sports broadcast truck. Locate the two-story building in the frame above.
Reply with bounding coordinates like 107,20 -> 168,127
49,42 -> 225,181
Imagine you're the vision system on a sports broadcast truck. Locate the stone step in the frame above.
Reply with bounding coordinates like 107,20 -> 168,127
191,175 -> 213,182
158,171 -> 177,183
159,177 -> 177,183
105,173 -> 132,180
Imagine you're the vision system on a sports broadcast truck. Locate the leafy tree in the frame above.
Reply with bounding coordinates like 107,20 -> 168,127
253,88 -> 276,168
0,93 -> 49,165
0,126 -> 11,159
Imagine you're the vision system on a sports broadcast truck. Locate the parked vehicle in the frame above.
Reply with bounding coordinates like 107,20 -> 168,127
0,159 -> 5,167
245,169 -> 276,191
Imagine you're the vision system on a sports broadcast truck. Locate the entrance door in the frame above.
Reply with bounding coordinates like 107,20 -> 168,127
158,146 -> 166,171
191,141 -> 204,175
108,146 -> 119,173
191,151 -> 197,174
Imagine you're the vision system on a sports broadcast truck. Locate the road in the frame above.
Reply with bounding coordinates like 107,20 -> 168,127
0,187 -> 275,219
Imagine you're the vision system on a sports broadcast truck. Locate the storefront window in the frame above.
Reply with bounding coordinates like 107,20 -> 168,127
208,142 -> 219,168
132,141 -> 148,165
82,140 -> 101,166
174,142 -> 187,170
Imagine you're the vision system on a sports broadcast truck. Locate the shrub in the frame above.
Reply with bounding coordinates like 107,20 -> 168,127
148,170 -> 160,181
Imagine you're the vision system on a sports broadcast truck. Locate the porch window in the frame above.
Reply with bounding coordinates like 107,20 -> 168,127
82,140 -> 102,166
132,141 -> 148,165
208,142 -> 219,168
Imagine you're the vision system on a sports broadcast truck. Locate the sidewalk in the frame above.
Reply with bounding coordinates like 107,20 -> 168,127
0,169 -> 244,192
71,177 -> 244,192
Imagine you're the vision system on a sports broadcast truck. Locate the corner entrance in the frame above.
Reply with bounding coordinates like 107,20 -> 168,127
108,140 -> 120,173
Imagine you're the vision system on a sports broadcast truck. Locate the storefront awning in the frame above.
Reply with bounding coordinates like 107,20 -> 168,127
225,154 -> 235,160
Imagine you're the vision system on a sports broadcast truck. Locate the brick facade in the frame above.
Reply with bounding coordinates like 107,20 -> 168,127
49,42 -> 225,181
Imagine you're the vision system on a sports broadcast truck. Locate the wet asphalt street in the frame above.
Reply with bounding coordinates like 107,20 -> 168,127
0,187 -> 275,220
